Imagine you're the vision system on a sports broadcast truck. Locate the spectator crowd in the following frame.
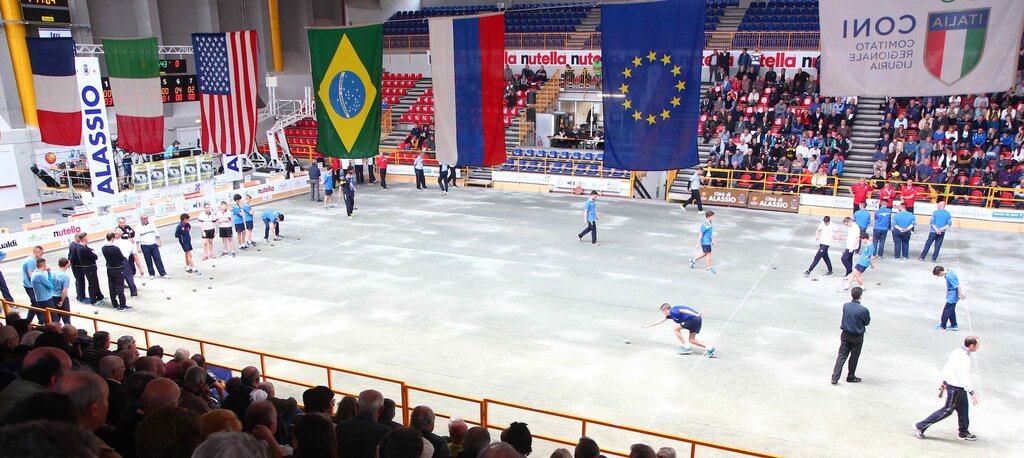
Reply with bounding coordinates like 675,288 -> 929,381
0,314 -> 683,458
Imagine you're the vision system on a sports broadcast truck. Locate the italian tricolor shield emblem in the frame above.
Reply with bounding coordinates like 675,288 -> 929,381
924,8 -> 989,85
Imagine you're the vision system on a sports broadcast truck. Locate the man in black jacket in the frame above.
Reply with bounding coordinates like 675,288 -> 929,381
68,232 -> 104,304
336,389 -> 392,458
411,405 -> 450,458
222,365 -> 259,420
831,287 -> 871,385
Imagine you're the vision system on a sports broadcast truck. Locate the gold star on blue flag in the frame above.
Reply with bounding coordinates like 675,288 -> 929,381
599,0 -> 704,171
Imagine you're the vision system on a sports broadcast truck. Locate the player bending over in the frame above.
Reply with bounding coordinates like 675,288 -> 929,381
643,303 -> 717,357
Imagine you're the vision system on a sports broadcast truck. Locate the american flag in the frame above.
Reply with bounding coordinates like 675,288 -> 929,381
192,31 -> 258,156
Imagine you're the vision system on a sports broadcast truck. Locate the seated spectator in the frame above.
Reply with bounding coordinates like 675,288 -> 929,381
163,347 -> 190,382
0,420 -> 102,457
2,391 -> 76,425
302,385 -> 335,418
534,65 -> 547,83
336,390 -> 391,458
575,437 -> 602,458
114,377 -> 180,458
134,356 -> 165,378
629,444 -> 657,458
199,409 -> 243,441
500,422 -> 532,457
82,331 -> 113,370
480,442 -> 523,458
448,418 -> 469,457
334,395 -> 359,423
379,427 -> 425,458
0,347 -> 72,418
135,405 -> 201,458
245,401 -> 288,455
411,406 -> 449,458
379,398 -> 402,430
293,412 -> 338,458
222,366 -> 259,420
180,365 -> 215,416
192,431 -> 273,458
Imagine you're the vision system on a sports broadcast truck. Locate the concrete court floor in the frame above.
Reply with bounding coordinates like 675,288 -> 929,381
2,184 -> 1022,457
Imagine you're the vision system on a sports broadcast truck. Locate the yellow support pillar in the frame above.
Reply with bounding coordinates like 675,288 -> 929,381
268,0 -> 283,72
1,0 -> 38,126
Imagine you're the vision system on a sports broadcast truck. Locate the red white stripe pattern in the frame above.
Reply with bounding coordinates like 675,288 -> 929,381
194,31 -> 259,156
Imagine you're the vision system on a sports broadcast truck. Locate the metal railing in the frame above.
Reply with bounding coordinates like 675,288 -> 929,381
383,32 -> 820,52
677,167 -> 1024,208
0,299 -> 773,457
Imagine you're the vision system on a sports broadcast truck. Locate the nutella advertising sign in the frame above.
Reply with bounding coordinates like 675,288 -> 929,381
504,50 -> 602,68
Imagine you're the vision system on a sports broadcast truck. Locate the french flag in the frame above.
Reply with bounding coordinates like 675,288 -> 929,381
26,38 -> 82,146
428,13 -> 506,167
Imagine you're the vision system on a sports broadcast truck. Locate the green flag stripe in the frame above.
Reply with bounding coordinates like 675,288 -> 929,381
960,28 -> 985,78
308,25 -> 383,159
103,38 -> 159,79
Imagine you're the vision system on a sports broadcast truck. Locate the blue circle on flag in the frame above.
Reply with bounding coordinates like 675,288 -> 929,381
329,71 -> 366,119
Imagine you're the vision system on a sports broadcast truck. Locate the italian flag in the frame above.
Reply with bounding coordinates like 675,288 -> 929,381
103,37 -> 164,153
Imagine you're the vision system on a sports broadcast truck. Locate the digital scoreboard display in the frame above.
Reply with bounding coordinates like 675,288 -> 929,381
101,75 -> 198,106
21,0 -> 70,7
160,59 -> 188,74
21,6 -> 71,24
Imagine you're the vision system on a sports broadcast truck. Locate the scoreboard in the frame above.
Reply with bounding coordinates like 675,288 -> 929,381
101,75 -> 198,106
160,59 -> 188,75
20,0 -> 72,25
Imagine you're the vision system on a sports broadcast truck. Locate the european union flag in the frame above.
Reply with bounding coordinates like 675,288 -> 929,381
601,0 -> 706,171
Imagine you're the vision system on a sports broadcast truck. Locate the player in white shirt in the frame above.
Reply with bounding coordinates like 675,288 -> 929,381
915,336 -> 981,441
803,215 -> 836,277
216,201 -> 236,258
196,203 -> 218,261
837,217 -> 862,278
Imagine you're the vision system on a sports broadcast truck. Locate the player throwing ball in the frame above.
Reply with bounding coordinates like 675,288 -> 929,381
643,303 -> 717,357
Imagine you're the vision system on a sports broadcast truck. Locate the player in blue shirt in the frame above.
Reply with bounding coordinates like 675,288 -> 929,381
688,211 -> 717,274
174,213 -> 199,275
919,200 -> 953,262
28,257 -> 53,324
872,205 -> 892,258
891,203 -> 916,260
243,194 -> 256,247
643,303 -> 717,357
843,233 -> 874,292
323,166 -> 335,210
232,194 -> 248,250
261,210 -> 285,242
577,191 -> 599,245
933,265 -> 963,330
21,246 -> 43,307
51,258 -> 72,324
852,203 -> 871,233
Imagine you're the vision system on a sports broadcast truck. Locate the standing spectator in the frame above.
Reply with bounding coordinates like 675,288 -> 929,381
849,178 -> 871,212
803,216 -> 836,277
919,200 -> 952,262
576,191 -> 599,246
592,57 -> 602,89
737,48 -> 751,71
932,265 -> 964,331
831,287 -> 870,385
136,215 -> 170,279
101,234 -> 130,311
679,167 -> 704,212
914,336 -> 980,441
414,152 -> 428,190
174,214 -> 198,275
900,180 -> 920,214
67,232 -> 103,305
878,182 -> 896,208
336,390 -> 392,458
377,154 -> 389,190
891,203 -> 916,260
307,161 -> 322,202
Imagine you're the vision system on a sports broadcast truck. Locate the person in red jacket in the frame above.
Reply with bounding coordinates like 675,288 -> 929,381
879,182 -> 896,208
376,154 -> 389,190
849,177 -> 871,212
900,179 -> 920,214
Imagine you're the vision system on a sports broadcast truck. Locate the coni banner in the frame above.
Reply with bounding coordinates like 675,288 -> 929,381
819,0 -> 1024,96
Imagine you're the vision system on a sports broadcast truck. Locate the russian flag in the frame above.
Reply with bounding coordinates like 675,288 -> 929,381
428,13 -> 506,167
26,38 -> 82,146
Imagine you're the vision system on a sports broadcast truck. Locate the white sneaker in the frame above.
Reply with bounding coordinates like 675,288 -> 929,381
161,275 -> 171,279
149,275 -> 155,280
679,204 -> 687,212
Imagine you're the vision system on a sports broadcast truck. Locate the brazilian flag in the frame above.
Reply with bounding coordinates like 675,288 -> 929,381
308,25 -> 383,158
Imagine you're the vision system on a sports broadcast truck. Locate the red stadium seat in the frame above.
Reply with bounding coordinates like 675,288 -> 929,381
968,190 -> 983,205
969,176 -> 981,186
737,174 -> 752,188
1000,191 -> 1014,207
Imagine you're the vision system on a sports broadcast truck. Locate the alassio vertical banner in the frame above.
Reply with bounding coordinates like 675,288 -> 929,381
820,0 -> 1024,96
75,57 -> 119,207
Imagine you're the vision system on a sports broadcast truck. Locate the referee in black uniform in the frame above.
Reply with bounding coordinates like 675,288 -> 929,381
831,287 -> 870,385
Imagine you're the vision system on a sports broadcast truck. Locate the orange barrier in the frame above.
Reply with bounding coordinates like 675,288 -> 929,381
383,32 -> 821,52
1,299 -> 775,458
